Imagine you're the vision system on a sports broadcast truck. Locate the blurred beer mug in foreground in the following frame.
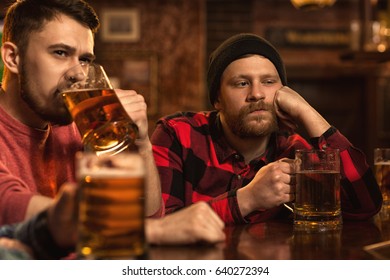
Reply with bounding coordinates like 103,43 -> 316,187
374,148 -> 390,208
294,149 -> 342,230
76,152 -> 146,259
59,63 -> 138,155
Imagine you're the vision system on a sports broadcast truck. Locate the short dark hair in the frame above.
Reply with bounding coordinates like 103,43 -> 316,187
2,0 -> 100,54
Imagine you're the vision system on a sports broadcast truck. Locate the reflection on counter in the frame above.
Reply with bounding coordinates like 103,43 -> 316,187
149,208 -> 390,260
291,227 -> 342,259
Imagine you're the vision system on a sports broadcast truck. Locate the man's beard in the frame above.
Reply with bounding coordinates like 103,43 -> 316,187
223,101 -> 279,138
19,63 -> 73,126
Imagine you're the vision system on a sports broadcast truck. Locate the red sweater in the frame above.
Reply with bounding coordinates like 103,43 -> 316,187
0,106 -> 82,225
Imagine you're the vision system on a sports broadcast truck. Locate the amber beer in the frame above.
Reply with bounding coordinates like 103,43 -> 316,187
294,149 -> 342,229
62,88 -> 138,155
294,170 -> 341,226
374,162 -> 390,206
76,153 -> 145,259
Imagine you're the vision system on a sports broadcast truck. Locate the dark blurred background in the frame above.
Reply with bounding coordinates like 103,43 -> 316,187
1,0 -> 389,164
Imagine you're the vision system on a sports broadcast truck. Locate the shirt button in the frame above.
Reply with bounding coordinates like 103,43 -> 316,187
237,175 -> 242,180
322,144 -> 328,149
234,154 -> 240,160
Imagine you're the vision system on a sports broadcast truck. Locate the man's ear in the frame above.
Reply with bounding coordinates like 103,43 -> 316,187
214,94 -> 221,111
1,42 -> 20,74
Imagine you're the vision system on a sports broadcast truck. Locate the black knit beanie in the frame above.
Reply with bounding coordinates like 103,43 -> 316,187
207,33 -> 287,106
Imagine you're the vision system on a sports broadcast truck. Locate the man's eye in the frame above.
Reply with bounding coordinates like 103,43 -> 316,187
54,50 -> 67,57
263,79 -> 276,85
80,58 -> 92,65
235,81 -> 249,87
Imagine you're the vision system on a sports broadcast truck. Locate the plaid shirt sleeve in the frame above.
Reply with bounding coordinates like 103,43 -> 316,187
313,127 -> 382,220
151,120 -> 186,212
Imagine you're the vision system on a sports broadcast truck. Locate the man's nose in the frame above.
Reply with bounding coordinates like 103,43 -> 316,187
247,84 -> 266,101
65,63 -> 88,83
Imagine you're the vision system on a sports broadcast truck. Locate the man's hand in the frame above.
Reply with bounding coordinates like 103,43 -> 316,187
146,202 -> 225,245
274,86 -> 330,137
273,86 -> 306,133
237,158 -> 295,216
115,89 -> 149,142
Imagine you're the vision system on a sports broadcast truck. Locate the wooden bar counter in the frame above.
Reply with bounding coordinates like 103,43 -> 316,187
149,208 -> 390,260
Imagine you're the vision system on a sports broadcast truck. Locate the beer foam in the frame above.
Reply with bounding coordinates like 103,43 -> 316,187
77,153 -> 145,178
375,161 -> 390,165
80,168 -> 144,178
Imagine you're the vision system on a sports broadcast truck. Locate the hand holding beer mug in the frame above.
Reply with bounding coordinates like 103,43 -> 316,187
374,148 -> 390,208
59,63 -> 138,155
76,152 -> 146,259
294,149 -> 342,230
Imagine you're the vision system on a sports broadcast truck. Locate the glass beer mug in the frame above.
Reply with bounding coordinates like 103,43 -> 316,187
294,149 -> 342,230
59,62 -> 138,155
76,152 -> 146,259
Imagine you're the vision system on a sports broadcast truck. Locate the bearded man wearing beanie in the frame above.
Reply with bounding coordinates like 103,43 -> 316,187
151,33 -> 382,225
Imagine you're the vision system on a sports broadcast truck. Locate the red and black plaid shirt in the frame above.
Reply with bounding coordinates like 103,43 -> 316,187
151,111 -> 382,225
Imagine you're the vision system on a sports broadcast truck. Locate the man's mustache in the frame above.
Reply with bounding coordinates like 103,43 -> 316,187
241,101 -> 275,115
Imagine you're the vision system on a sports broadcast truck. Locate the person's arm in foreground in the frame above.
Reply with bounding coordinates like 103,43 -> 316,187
146,201 -> 225,245
1,184 -> 224,259
0,183 -> 77,259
